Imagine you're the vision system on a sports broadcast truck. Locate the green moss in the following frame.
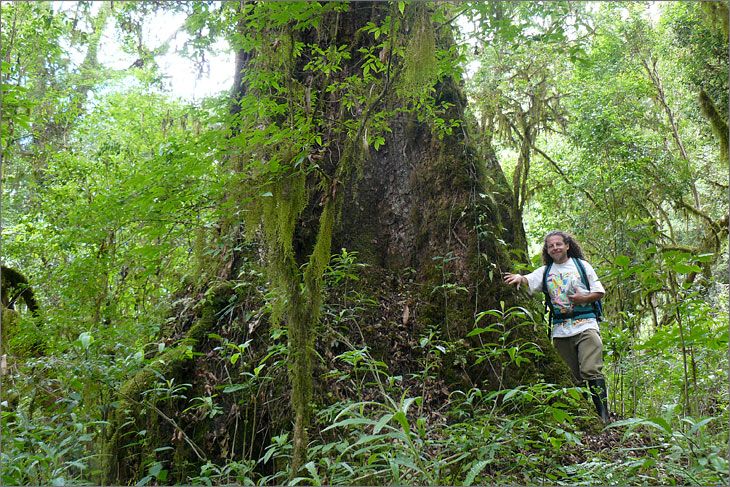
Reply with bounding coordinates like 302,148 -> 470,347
104,284 -> 236,485
304,203 -> 334,297
258,172 -> 308,327
399,5 -> 438,98
106,344 -> 198,484
699,89 -> 729,163
701,1 -> 729,37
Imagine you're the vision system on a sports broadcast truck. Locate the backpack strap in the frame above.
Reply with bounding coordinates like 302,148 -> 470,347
542,262 -> 554,335
572,257 -> 601,320
572,257 -> 590,289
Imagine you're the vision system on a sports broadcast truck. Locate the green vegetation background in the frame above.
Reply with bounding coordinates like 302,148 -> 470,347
0,1 -> 727,485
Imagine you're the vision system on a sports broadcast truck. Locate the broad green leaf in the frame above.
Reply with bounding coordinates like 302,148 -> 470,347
222,384 -> 247,394
78,332 -> 94,350
303,461 -> 321,485
503,387 -> 521,402
373,413 -> 394,434
393,411 -> 411,436
671,262 -> 701,274
551,407 -> 570,422
688,417 -> 715,435
463,460 -> 489,486
322,417 -> 374,432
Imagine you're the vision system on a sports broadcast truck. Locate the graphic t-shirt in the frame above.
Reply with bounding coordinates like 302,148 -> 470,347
524,259 -> 605,338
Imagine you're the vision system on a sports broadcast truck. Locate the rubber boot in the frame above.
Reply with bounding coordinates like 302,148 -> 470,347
587,378 -> 610,423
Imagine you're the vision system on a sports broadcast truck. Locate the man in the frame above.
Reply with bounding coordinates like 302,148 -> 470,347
503,230 -> 610,423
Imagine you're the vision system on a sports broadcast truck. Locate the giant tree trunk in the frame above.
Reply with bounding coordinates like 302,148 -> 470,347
106,3 -> 572,483
321,2 -> 561,383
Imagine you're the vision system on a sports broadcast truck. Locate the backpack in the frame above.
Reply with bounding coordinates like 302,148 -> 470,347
542,257 -> 603,329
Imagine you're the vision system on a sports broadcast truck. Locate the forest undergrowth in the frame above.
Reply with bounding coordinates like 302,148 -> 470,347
2,249 -> 727,486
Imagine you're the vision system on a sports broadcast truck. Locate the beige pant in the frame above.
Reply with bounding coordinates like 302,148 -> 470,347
552,328 -> 604,382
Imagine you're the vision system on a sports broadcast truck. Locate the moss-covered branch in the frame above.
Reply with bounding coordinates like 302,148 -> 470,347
104,283 -> 234,485
699,88 -> 729,164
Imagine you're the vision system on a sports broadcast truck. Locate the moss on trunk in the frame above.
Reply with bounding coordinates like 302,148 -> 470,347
104,283 -> 236,485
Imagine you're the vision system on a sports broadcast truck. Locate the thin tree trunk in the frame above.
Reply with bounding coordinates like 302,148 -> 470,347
668,273 -> 692,415
642,58 -> 701,208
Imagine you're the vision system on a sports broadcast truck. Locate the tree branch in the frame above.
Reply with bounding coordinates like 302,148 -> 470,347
642,57 -> 702,208
698,88 -> 729,164
531,144 -> 598,206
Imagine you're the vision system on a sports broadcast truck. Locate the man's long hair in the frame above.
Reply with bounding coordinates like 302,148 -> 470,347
542,230 -> 586,264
